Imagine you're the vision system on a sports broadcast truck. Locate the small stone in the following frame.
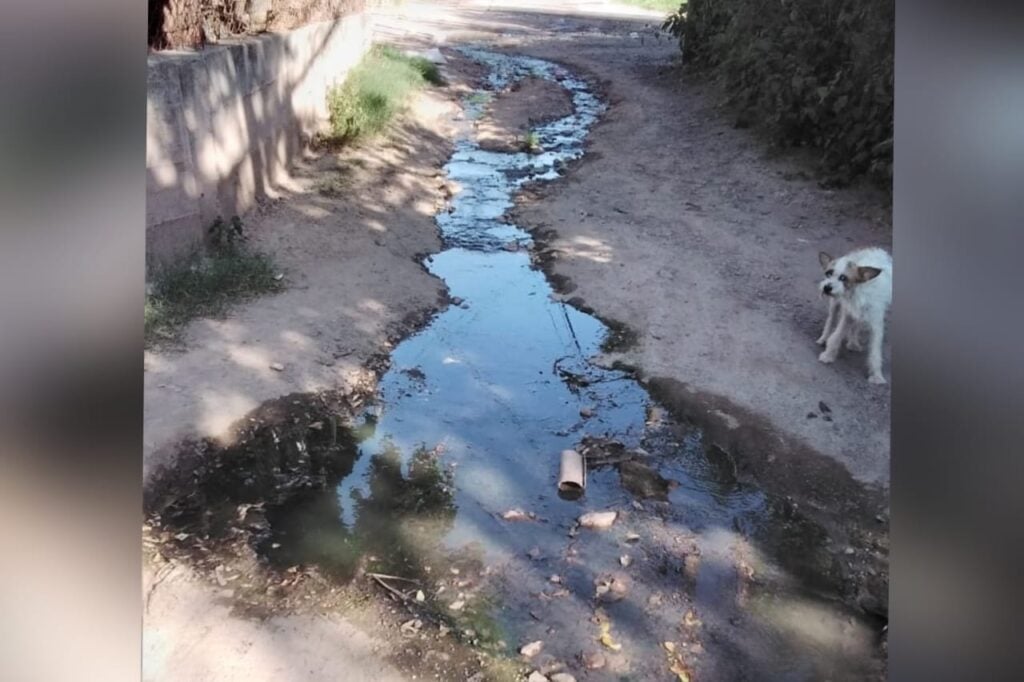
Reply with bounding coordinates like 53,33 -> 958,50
270,363 -> 285,372
527,547 -> 544,561
451,297 -> 464,306
502,508 -> 532,521
416,590 -> 426,602
581,651 -> 606,670
684,554 -> 701,580
578,511 -> 617,529
400,618 -> 423,634
619,554 -> 632,567
273,273 -> 284,281
844,547 -> 855,555
527,673 -> 548,682
449,600 -> 465,611
579,406 -> 594,418
550,674 -> 576,682
594,573 -> 629,602
624,532 -> 641,543
520,640 -> 545,658
549,574 -> 562,583
535,655 -> 563,675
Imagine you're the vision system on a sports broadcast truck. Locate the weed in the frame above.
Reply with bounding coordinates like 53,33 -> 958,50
145,219 -> 283,345
315,171 -> 350,197
521,130 -> 541,153
324,44 -> 443,144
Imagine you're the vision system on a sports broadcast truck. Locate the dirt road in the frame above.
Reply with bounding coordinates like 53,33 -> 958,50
144,2 -> 890,680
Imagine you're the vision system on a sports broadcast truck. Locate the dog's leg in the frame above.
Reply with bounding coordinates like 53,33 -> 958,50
818,308 -> 848,363
845,320 -> 864,351
866,315 -> 887,384
816,299 -> 838,346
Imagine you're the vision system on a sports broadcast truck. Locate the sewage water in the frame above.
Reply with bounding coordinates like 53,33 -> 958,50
266,49 -> 884,681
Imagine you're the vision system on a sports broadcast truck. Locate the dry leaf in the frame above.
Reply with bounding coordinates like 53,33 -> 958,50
598,621 -> 622,651
669,658 -> 692,682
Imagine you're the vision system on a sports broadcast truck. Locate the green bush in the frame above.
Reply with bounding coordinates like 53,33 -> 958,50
665,0 -> 893,188
325,44 -> 443,144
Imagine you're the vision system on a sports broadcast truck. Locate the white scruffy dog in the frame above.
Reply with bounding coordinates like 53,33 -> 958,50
816,247 -> 892,384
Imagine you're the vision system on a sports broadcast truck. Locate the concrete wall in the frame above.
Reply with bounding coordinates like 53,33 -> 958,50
146,12 -> 371,267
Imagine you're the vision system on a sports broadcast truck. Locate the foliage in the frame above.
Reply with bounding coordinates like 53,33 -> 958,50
664,0 -> 893,188
325,44 -> 443,144
145,217 -> 283,344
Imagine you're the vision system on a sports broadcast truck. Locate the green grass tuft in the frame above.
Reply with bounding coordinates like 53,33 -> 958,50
325,44 -> 443,144
145,244 -> 283,346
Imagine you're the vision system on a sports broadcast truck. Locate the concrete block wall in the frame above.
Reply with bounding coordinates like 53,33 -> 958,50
146,11 -> 372,268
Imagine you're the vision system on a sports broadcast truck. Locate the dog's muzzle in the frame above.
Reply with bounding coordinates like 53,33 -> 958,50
822,284 -> 833,296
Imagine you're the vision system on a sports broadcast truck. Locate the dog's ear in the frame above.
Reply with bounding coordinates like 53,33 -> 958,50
818,252 -> 833,269
856,266 -> 882,282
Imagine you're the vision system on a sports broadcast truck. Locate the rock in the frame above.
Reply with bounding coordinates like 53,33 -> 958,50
619,460 -> 672,500
549,574 -> 562,583
520,640 -> 544,658
578,511 -> 617,529
449,599 -> 465,611
535,655 -> 564,675
645,405 -> 665,425
527,547 -> 544,561
502,508 -> 533,521
416,590 -> 426,602
581,651 -> 606,670
527,673 -> 548,682
619,554 -> 632,568
451,297 -> 464,306
594,573 -> 630,602
684,554 -> 701,581
624,532 -> 641,543
269,363 -> 285,371
550,674 -> 576,682
579,406 -> 594,418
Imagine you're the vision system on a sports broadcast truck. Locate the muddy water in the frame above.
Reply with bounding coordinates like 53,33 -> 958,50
266,50 -> 884,680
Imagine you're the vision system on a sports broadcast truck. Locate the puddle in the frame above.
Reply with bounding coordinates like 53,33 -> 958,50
169,50 -> 885,680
